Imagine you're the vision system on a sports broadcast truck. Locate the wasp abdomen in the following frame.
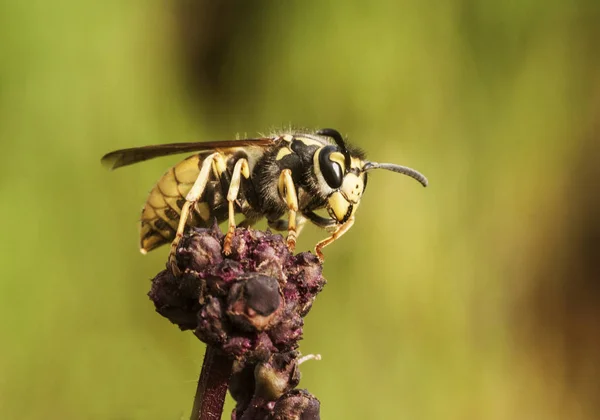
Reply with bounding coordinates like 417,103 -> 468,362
140,154 -> 218,252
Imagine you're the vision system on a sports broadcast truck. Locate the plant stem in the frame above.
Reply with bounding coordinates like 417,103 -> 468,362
190,346 -> 233,420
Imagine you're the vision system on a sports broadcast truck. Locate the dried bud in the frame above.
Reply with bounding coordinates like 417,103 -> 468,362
227,274 -> 282,331
270,389 -> 321,420
254,351 -> 301,401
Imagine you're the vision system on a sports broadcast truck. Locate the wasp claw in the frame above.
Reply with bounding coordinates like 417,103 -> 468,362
169,258 -> 181,277
286,227 -> 297,254
169,233 -> 183,276
286,238 -> 296,253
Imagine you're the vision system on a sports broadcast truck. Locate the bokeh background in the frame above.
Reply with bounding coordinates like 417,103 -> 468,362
1,1 -> 599,419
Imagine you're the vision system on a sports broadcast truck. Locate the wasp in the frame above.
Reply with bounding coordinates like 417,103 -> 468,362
101,128 -> 427,271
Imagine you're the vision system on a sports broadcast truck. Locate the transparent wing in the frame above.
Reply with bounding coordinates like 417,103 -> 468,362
101,138 -> 275,170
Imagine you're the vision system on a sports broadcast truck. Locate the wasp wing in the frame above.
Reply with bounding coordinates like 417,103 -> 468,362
101,138 -> 276,170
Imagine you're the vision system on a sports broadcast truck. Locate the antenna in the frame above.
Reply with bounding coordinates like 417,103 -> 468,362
363,161 -> 428,187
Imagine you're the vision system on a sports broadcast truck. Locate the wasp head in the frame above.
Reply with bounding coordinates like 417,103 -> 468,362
315,128 -> 428,224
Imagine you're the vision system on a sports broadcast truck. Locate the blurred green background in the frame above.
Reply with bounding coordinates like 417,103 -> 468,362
2,1 -> 600,419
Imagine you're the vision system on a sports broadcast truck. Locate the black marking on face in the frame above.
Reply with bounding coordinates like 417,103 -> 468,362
326,198 -> 353,224
341,203 -> 353,223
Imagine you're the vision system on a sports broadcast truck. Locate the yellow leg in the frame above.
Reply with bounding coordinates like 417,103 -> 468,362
223,158 -> 250,255
169,152 -> 219,274
278,169 -> 299,252
314,216 -> 355,261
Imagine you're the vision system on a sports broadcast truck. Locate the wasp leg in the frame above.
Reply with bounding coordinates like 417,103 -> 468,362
169,152 -> 221,274
278,169 -> 300,252
314,216 -> 355,261
304,211 -> 336,229
223,158 -> 250,255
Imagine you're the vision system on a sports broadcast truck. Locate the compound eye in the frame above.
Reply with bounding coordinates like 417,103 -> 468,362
319,145 -> 343,189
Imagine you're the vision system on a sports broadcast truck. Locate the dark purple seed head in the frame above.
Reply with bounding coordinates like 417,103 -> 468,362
148,225 -> 325,362
148,225 -> 325,419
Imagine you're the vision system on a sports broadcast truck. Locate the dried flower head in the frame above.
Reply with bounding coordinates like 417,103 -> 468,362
148,225 -> 324,419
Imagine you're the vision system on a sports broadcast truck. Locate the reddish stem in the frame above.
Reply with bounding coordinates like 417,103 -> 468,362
190,346 -> 233,420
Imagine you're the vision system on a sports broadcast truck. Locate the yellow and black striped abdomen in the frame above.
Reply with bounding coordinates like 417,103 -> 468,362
140,154 -> 219,253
